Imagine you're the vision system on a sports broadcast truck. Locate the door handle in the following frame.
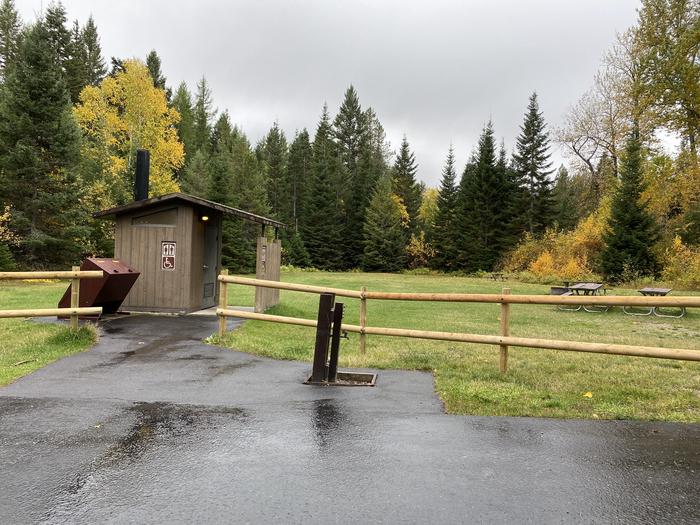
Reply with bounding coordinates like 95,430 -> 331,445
203,265 -> 209,270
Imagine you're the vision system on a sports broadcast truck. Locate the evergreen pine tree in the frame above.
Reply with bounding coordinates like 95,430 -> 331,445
172,81 -> 195,174
362,174 -> 408,272
81,15 -> 105,86
392,135 -> 422,231
44,2 -> 70,71
65,20 -> 87,103
193,76 -> 214,153
286,129 -> 312,232
552,165 -> 579,231
283,231 -> 311,267
0,0 -> 22,79
260,121 -> 289,221
512,92 -> 554,234
454,122 -> 510,271
225,133 -> 271,272
601,129 -> 660,280
0,19 -> 84,266
300,104 -> 345,269
146,49 -> 171,100
181,149 -> 208,197
431,145 -> 459,270
334,85 -> 368,267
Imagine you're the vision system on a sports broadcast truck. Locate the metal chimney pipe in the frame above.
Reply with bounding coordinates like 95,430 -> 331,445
134,149 -> 150,201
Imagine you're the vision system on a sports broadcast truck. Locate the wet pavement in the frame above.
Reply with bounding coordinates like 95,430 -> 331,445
1,315 -> 699,524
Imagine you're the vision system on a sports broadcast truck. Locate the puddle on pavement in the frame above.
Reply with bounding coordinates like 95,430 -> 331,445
207,361 -> 254,379
44,401 -> 246,521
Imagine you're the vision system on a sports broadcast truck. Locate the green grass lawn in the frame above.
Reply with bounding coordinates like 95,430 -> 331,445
217,271 -> 700,422
0,281 -> 96,386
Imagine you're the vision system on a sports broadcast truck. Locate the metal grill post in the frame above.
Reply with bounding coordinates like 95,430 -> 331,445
327,302 -> 344,383
311,293 -> 335,383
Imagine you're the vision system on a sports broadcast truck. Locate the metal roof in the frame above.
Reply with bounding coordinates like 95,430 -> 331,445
94,192 -> 285,229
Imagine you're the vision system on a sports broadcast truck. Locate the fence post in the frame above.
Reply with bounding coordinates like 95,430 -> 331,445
70,265 -> 80,331
500,287 -> 511,373
360,286 -> 367,354
218,269 -> 229,337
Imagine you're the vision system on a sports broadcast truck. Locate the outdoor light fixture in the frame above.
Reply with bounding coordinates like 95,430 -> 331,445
201,215 -> 209,222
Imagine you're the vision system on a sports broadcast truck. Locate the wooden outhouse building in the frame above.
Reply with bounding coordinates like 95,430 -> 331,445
95,192 -> 284,314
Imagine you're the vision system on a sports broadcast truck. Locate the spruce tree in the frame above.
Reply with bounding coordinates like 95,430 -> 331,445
454,123 -> 510,271
193,76 -> 215,153
601,129 -> 660,280
0,0 -> 22,79
0,19 -> 84,266
283,231 -> 311,267
287,129 -> 312,232
224,133 -> 271,272
81,15 -> 105,86
301,104 -> 345,269
65,20 -> 87,103
512,92 -> 554,234
431,145 -> 459,270
146,49 -> 170,100
334,85 -> 368,267
260,121 -> 289,221
392,135 -> 422,231
362,174 -> 408,272
552,165 -> 579,231
44,2 -> 70,71
172,81 -> 195,172
181,149 -> 209,197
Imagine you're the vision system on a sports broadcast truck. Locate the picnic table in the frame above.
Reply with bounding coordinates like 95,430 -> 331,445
557,282 -> 609,313
624,287 -> 686,318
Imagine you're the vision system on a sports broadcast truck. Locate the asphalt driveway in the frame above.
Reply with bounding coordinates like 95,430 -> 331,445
1,314 -> 698,524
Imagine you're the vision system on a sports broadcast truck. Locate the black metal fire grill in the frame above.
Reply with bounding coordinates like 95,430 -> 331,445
304,293 -> 377,386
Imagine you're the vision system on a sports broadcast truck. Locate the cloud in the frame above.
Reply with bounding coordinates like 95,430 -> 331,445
17,0 -> 640,184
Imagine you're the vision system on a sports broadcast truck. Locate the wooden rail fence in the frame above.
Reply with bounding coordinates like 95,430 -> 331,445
216,275 -> 700,371
0,268 -> 104,329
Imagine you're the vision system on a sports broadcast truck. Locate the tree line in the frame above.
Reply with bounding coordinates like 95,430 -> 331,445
0,0 -> 697,286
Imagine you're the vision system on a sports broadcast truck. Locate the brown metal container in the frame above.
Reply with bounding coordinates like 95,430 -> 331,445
58,258 -> 140,316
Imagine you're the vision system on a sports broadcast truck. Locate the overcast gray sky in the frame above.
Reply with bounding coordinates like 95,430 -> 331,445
18,0 -> 640,186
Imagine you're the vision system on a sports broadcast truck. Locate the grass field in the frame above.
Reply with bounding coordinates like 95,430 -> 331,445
2,274 -> 698,422
0,281 -> 96,386
218,271 -> 700,422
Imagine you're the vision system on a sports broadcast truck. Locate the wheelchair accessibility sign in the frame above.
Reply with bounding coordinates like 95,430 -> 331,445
161,241 -> 176,270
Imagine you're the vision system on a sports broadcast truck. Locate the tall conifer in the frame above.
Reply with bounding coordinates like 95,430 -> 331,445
0,19 -> 84,265
287,129 -> 312,231
431,145 -> 459,270
392,136 -> 422,231
0,0 -> 22,79
601,129 -> 660,280
301,104 -> 345,269
362,174 -> 408,272
454,123 -> 510,271
81,15 -> 105,86
512,92 -> 554,234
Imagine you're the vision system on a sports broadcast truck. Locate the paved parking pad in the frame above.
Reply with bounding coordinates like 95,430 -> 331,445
1,315 -> 698,523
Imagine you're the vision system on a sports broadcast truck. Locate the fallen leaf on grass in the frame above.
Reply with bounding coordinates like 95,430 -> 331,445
583,391 -> 593,398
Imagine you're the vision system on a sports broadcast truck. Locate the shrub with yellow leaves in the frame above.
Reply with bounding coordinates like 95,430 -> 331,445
662,236 -> 700,289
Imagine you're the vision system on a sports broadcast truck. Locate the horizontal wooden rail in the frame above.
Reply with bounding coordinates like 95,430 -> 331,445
363,291 -> 700,307
217,276 -> 700,307
0,271 -> 103,280
0,307 -> 102,318
218,275 -> 363,298
217,308 -> 700,362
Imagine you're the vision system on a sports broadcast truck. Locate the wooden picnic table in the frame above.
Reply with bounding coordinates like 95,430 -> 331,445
569,282 -> 604,295
624,287 -> 685,318
558,282 -> 609,313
